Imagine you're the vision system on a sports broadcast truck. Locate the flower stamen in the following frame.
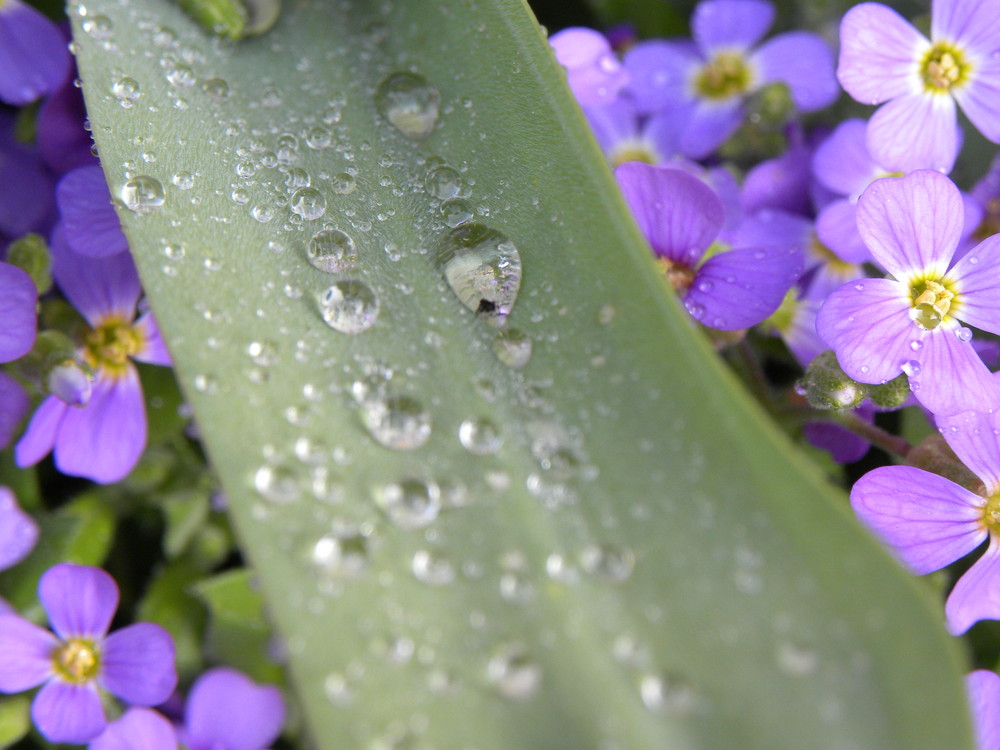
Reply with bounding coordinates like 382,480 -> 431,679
694,52 -> 751,100
921,42 -> 971,93
83,316 -> 143,377
658,257 -> 696,293
910,279 -> 955,330
52,639 -> 99,683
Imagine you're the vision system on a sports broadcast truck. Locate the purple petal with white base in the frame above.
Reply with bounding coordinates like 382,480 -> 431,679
855,171 -> 963,278
40,564 -> 118,641
954,55 -> 1000,147
58,167 -> 129,258
54,367 -> 146,484
90,708 -> 177,750
0,487 -> 37,570
0,615 -> 57,691
691,0 -> 773,54
947,235 -> 1000,333
867,93 -> 959,174
100,623 -> 177,706
685,245 -> 801,330
185,668 -> 284,750
615,164 -> 723,268
0,0 -> 71,105
678,99 -> 744,159
32,680 -> 106,744
850,465 -> 986,575
946,538 -> 1000,634
751,32 -> 838,112
51,226 -> 141,326
967,670 -> 1000,750
837,3 -> 927,104
0,373 -> 29,451
907,325 -> 1000,416
0,262 -> 38,363
932,0 -> 1000,55
815,278 -> 913,384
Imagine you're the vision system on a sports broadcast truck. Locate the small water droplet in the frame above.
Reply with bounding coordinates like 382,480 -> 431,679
331,172 -> 356,195
203,77 -> 230,102
487,643 -> 542,701
112,76 -> 140,107
860,365 -> 870,374
82,13 -> 113,40
375,72 -> 441,139
579,544 -> 635,583
854,282 -> 865,291
166,64 -> 196,90
437,223 -> 521,326
639,672 -> 697,716
412,549 -> 455,585
491,328 -> 532,369
253,462 -> 300,504
696,279 -> 713,293
775,642 -> 819,677
312,529 -> 369,580
306,125 -> 331,150
120,176 -> 165,214
458,417 -> 503,456
247,340 -> 278,366
290,187 -> 326,220
318,281 -> 379,334
307,229 -> 357,273
909,339 -> 923,352
900,359 -> 921,377
684,300 -> 705,320
425,165 -> 463,200
251,202 -> 275,223
440,198 -> 474,227
361,395 -> 431,451
171,171 -> 194,190
956,326 -> 973,342
376,478 -> 441,529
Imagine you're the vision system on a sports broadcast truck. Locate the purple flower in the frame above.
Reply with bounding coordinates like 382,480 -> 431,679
624,0 -> 837,158
582,97 -> 681,167
0,111 -> 56,243
0,0 -> 71,105
90,708 -> 177,750
816,170 -> 1000,417
0,563 -> 177,743
838,0 -> 1000,173
181,668 -> 284,750
851,404 -> 1000,634
0,487 -> 37,572
549,27 -> 629,107
0,261 -> 38,363
968,670 -> 1000,750
616,162 -> 801,330
57,166 -> 129,258
15,228 -> 170,483
38,72 -> 99,175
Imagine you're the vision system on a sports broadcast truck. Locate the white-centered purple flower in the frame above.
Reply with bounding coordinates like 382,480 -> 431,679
15,228 -> 170,483
624,0 -> 837,158
838,0 -> 1000,173
549,27 -> 629,107
968,670 -> 1000,750
582,97 -> 681,167
616,162 -> 802,330
0,0 -> 71,106
817,170 -> 1000,417
0,563 -> 177,744
851,404 -> 1000,634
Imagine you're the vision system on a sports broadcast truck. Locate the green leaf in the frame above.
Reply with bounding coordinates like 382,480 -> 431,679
0,696 -> 31,750
72,2 -> 974,748
136,561 -> 209,678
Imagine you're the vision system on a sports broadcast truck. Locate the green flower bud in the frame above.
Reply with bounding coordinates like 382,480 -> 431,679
798,350 -> 866,410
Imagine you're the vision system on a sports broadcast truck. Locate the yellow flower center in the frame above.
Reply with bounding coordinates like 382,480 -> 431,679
920,42 -> 972,93
53,639 -> 100,683
658,257 -> 696,293
609,141 -> 660,168
83,316 -> 142,378
909,278 -> 958,330
695,52 -> 752,101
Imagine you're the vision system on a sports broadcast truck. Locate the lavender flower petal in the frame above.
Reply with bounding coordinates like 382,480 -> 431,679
678,99 -> 744,159
90,708 -> 178,750
39,563 -> 119,641
803,419 -> 870,464
32,680 -> 106,744
0,262 -> 38,363
816,201 -> 870,264
0,614 -> 57,691
812,118 -> 879,198
132,313 -> 172,366
937,405 -> 1000,491
837,3 -> 927,105
932,0 -> 1000,53
0,373 -> 29,451
100,623 -> 177,706
51,225 -> 141,326
623,40 -> 699,113
948,234 -> 1000,334
57,167 -> 128,258
550,28 -> 628,107
185,668 -> 284,750
614,164 -> 723,267
37,74 -> 96,175
946,537 -> 1000,634
867,93 -> 959,174
583,99 -> 639,156
751,32 -> 838,112
685,245 -> 802,330
0,0 -> 71,106
856,171 -> 963,278
850,465 -> 986,574
815,278 -> 912,384
0,487 -> 37,570
0,116 -> 56,237
953,56 -> 1000,144
909,328 -> 1000,416
691,0 -> 773,54
14,395 -> 66,470
967,670 -> 1000,750
54,366 -> 146,484
742,143 -> 813,215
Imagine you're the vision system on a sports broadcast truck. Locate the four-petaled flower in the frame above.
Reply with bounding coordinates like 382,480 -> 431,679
0,563 -> 177,743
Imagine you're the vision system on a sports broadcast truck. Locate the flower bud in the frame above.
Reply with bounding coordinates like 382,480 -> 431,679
798,350 -> 865,410
47,361 -> 93,407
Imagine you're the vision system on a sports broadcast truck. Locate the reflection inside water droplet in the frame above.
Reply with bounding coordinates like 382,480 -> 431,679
318,281 -> 379,334
437,223 -> 522,326
307,229 -> 357,273
375,71 -> 441,139
120,176 -> 165,214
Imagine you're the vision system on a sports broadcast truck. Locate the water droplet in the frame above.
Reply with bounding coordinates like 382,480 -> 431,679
425,165 -> 463,200
375,478 -> 441,529
499,572 -> 535,605
331,172 -> 356,195
307,229 -> 357,273
487,643 -> 542,701
970,255 -> 980,265
203,77 -> 230,102
290,187 -> 326,220
956,326 -> 973,342
909,340 -> 923,352
120,176 -> 165,214
458,418 -> 503,456
361,395 -> 431,450
440,198 -> 474,227
253,462 -> 300,504
412,549 -> 455,585
323,673 -> 354,707
900,359 -> 921,377
860,365 -> 870,374
854,282 -> 865,291
171,171 -> 194,190
166,64 -> 196,90
284,167 -> 310,189
112,76 -> 140,107
312,530 -> 369,580
81,13 -> 113,40
247,340 -> 278,366
436,223 -> 522,327
251,202 -> 275,223
318,281 -> 379,334
306,125 -> 331,150
491,328 -> 532,369
639,672 -> 697,716
684,300 -> 705,320
775,642 -> 819,677
579,544 -> 635,583
696,279 -> 713,293
375,72 -> 441,139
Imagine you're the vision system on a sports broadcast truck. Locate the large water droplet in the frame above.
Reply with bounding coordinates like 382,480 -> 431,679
440,198 -> 474,227
307,229 -> 357,273
312,529 -> 369,580
331,172 -> 356,195
375,72 -> 441,139
203,77 -> 230,102
121,176 -> 165,214
318,281 -> 379,334
375,478 -> 441,529
412,549 -> 455,585
361,395 -> 431,450
425,165 -> 463,200
112,77 -> 140,108
458,417 -> 503,456
492,328 -> 532,369
437,223 -> 521,326
290,187 -> 326,220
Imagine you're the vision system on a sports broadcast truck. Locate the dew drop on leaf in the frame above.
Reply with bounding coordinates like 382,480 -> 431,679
375,72 -> 441,139
318,281 -> 379,334
437,223 -> 522,326
307,229 -> 357,273
120,176 -> 165,214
